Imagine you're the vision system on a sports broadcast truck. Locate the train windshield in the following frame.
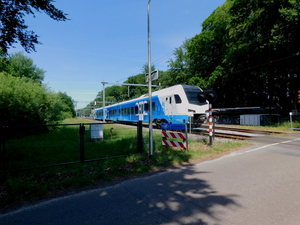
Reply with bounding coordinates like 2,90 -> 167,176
183,85 -> 206,105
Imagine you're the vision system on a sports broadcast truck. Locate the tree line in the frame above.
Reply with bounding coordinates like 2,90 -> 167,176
1,0 -> 299,118
89,0 -> 300,115
0,51 -> 76,125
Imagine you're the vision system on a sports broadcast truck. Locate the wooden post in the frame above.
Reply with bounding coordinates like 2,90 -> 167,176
110,127 -> 114,140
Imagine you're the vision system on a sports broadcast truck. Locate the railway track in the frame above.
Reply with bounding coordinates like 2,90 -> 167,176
191,129 -> 251,140
201,125 -> 282,135
191,125 -> 282,140
90,118 -> 279,140
191,130 -> 251,140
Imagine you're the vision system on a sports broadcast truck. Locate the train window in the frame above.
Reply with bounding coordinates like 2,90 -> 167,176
135,106 -> 138,114
183,85 -> 206,105
175,94 -> 182,104
144,102 -> 155,111
169,97 -> 172,104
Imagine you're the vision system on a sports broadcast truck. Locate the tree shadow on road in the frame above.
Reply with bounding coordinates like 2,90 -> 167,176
100,165 -> 241,225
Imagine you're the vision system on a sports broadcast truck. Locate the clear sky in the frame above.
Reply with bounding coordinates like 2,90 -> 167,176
8,0 -> 226,109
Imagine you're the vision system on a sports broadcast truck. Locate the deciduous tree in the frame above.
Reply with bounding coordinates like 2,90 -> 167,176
0,0 -> 68,52
8,52 -> 45,83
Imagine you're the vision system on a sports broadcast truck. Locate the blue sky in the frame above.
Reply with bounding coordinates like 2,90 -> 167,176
9,0 -> 226,109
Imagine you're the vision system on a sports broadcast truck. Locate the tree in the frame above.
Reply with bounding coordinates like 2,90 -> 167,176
0,0 -> 68,53
187,1 -> 231,107
0,49 -> 8,72
57,92 -> 76,118
164,40 -> 191,86
185,0 -> 300,112
0,73 -> 68,125
227,0 -> 300,112
7,52 -> 45,83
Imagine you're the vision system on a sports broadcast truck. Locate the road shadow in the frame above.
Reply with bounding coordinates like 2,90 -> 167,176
0,164 -> 241,225
99,165 -> 241,225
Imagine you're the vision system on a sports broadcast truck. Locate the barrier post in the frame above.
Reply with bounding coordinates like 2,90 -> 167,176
79,124 -> 85,163
185,124 -> 188,151
209,103 -> 213,146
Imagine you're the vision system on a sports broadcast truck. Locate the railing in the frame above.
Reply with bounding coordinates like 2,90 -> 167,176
0,122 -> 144,172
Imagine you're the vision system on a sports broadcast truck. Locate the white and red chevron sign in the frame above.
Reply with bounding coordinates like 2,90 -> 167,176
162,131 -> 186,140
162,139 -> 186,149
162,131 -> 187,149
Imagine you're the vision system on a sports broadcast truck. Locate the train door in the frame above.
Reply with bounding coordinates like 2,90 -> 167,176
136,101 -> 147,121
106,109 -> 109,120
165,95 -> 176,116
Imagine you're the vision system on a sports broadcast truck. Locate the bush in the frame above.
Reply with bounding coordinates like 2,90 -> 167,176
0,73 -> 68,125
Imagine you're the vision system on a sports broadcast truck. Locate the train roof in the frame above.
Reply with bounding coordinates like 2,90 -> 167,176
94,84 -> 202,110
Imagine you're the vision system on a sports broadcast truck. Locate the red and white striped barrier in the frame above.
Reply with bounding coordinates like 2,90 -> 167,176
162,139 -> 186,149
162,131 -> 186,140
162,131 -> 187,149
208,103 -> 213,146
208,104 -> 213,137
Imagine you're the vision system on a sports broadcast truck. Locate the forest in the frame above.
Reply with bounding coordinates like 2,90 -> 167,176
88,0 -> 300,116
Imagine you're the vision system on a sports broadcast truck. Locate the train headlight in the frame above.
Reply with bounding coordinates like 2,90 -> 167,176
188,109 -> 196,113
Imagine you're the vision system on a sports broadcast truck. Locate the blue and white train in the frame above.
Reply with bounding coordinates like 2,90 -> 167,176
93,85 -> 208,126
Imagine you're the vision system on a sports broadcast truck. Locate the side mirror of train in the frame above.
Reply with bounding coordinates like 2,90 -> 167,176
197,90 -> 217,103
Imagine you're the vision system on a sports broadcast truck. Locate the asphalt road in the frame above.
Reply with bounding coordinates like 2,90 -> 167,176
1,134 -> 300,225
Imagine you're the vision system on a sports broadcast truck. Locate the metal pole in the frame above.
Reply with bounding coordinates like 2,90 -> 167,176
148,0 -> 153,157
103,82 -> 106,122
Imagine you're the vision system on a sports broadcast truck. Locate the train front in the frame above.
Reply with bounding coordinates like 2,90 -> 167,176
181,85 -> 209,125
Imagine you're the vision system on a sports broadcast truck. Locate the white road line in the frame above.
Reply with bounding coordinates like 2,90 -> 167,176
213,137 -> 300,162
246,137 -> 300,153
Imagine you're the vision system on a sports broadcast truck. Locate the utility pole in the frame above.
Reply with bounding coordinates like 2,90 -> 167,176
147,0 -> 153,158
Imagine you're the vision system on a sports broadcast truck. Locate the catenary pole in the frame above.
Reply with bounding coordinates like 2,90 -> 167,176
147,0 -> 153,157
102,82 -> 106,122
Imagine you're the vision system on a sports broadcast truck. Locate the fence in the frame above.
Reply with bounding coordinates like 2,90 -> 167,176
0,122 -> 144,172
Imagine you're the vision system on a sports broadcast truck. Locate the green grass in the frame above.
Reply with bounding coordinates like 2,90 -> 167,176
3,121 -> 139,170
1,118 -> 250,211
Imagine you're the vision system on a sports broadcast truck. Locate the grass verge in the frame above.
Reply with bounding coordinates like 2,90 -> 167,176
1,118 -> 250,213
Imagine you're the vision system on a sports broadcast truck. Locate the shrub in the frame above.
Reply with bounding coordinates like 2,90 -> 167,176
0,73 -> 67,125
